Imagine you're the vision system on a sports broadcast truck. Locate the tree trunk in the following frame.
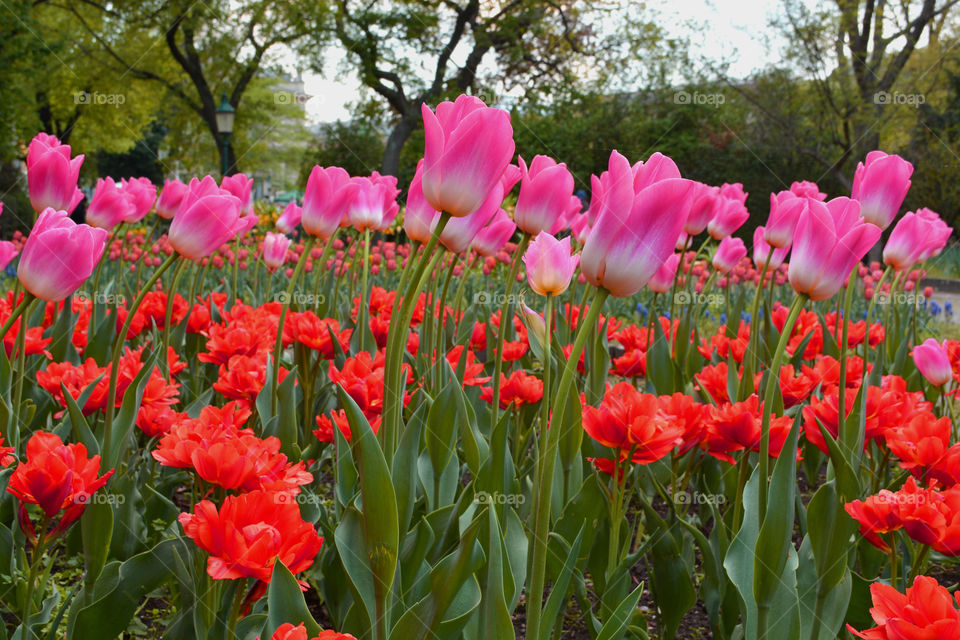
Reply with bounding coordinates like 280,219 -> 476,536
382,114 -> 419,177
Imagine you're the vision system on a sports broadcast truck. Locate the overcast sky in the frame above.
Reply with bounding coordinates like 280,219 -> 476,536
299,0 -> 786,124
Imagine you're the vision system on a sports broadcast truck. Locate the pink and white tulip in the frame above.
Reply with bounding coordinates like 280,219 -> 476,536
302,165 -> 352,239
472,208 -> 516,257
648,253 -> 681,293
86,177 -> 134,230
788,197 -> 881,301
220,173 -> 254,216
262,232 -> 292,271
764,191 -> 808,248
121,177 -> 157,223
753,226 -> 790,271
912,339 -> 952,387
421,95 -> 515,218
523,231 -> 579,296
514,155 -> 574,236
712,236 -> 747,274
851,150 -> 913,229
18,208 -> 107,301
156,179 -> 188,220
581,151 -> 695,297
168,176 -> 246,260
26,133 -> 84,214
276,201 -> 302,234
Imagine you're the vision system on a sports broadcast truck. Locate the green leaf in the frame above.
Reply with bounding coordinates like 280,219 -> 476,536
595,582 -> 644,640
265,561 -> 322,637
336,384 -> 399,632
479,507 -> 515,640
539,527 -> 584,640
106,348 -> 159,469
425,379 -> 460,475
80,499 -> 113,606
753,417 -> 801,609
69,538 -> 183,640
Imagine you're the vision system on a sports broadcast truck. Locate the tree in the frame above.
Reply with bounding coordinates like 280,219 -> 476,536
723,0 -> 959,187
52,0 -> 315,175
305,0 -> 648,176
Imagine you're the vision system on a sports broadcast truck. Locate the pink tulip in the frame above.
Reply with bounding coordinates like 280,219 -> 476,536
302,165 -> 352,239
86,177 -> 134,230
569,211 -> 590,244
685,184 -> 720,235
912,338 -> 952,386
520,303 -> 546,348
719,182 -> 748,205
915,208 -> 952,261
523,231 -> 579,296
707,195 -> 748,240
472,208 -> 516,257
712,236 -> 747,274
421,95 -> 515,218
676,232 -> 690,251
514,155 -> 575,236
851,150 -> 913,229
404,160 -> 440,243
220,173 -> 254,216
883,212 -> 940,271
631,152 -> 681,192
788,197 -> 881,301
581,151 -> 695,297
344,175 -> 400,232
26,133 -> 84,214
168,176 -> 246,260
501,164 -> 522,193
648,253 -> 681,293
121,177 -> 157,223
764,191 -> 808,248
156,179 -> 188,220
752,226 -> 790,270
276,201 -> 302,233
436,182 -> 502,253
18,208 -> 107,301
263,232 -> 292,270
0,241 -> 17,271
790,180 -> 826,200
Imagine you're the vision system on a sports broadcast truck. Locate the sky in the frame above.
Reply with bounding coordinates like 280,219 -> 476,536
299,0 -> 787,124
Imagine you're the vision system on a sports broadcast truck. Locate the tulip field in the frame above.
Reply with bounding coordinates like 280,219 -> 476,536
2,94 -> 960,640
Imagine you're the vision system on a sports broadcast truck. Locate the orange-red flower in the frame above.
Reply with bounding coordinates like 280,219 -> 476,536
581,383 -> 683,465
268,623 -> 357,640
6,431 -> 113,544
847,576 -> 960,640
694,362 -> 732,404
214,354 -> 288,408
314,409 -> 382,443
0,435 -> 13,467
480,370 -> 543,409
178,490 -> 323,582
445,345 -> 491,386
286,312 -> 352,359
703,395 -> 794,464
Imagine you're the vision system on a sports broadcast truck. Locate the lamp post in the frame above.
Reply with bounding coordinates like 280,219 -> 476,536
215,92 -> 236,177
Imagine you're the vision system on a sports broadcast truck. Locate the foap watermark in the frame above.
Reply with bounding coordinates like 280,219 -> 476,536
674,91 -> 725,107
474,491 -> 525,506
473,291 -> 524,306
272,492 -> 324,506
274,91 -> 310,106
74,492 -> 125,506
874,291 -> 921,306
74,91 -> 126,107
874,91 -> 925,107
674,290 -> 724,305
74,290 -> 127,305
675,491 -> 726,506
275,291 -> 326,305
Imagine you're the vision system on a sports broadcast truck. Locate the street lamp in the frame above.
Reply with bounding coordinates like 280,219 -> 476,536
215,92 -> 235,177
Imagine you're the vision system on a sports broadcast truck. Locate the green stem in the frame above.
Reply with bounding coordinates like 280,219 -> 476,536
527,287 -> 608,640
491,234 -> 531,427
757,293 -> 806,523
11,297 -> 35,440
162,259 -> 190,375
0,292 -> 34,343
104,252 -> 179,463
225,577 -> 247,640
270,237 -> 316,417
358,228 -> 371,352
748,251 -> 774,372
20,517 -> 49,638
230,234 -> 242,307
382,214 -> 450,456
836,268 -> 857,454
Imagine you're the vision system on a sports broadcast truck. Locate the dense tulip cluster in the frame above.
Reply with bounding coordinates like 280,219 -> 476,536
1,106 -> 958,640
